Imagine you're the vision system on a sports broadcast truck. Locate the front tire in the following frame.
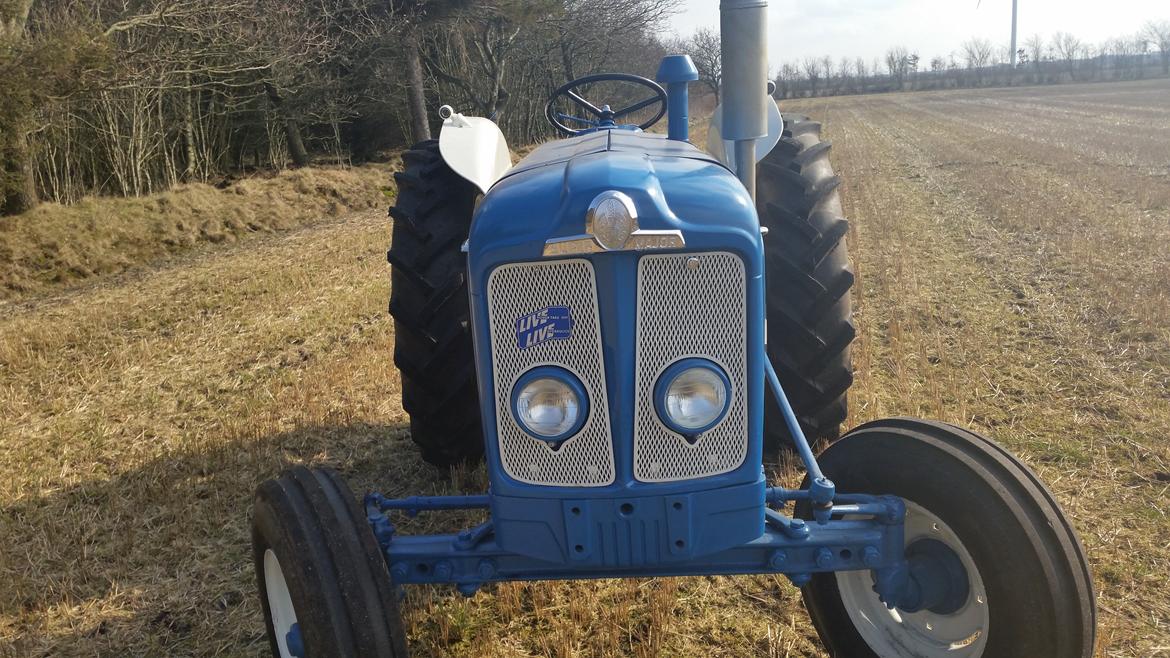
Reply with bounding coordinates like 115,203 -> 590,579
757,115 -> 855,449
252,467 -> 409,658
801,418 -> 1096,657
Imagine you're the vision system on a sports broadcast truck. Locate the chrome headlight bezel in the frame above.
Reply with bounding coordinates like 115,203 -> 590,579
510,366 -> 589,442
653,358 -> 732,437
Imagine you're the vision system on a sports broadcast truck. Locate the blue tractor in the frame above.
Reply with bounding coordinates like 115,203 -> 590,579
250,3 -> 1097,656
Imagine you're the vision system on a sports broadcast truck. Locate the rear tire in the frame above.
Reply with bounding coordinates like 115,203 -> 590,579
252,467 -> 409,658
757,115 -> 855,449
387,140 -> 484,467
800,418 -> 1096,658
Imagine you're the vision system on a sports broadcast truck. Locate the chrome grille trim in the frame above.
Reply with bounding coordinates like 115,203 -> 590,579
486,259 -> 615,486
633,252 -> 749,482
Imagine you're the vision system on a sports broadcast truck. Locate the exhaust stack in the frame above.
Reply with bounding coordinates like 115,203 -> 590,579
720,0 -> 769,199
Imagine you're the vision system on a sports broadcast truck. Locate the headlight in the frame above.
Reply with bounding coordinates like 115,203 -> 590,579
511,367 -> 588,441
654,359 -> 731,437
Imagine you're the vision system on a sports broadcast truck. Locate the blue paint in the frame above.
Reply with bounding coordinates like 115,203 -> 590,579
656,55 -> 699,142
463,127 -> 767,563
898,538 -> 972,614
764,357 -> 836,514
515,305 -> 574,350
286,623 -> 305,658
374,493 -> 908,596
366,492 -> 490,518
508,366 -> 589,443
652,358 -> 733,440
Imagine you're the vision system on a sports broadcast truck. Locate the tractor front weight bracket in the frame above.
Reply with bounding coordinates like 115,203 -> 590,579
363,488 -> 909,601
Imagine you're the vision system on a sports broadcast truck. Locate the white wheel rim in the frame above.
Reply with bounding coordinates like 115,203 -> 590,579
264,549 -> 300,658
835,501 -> 989,657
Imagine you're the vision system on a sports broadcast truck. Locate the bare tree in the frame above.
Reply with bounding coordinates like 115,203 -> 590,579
1025,33 -> 1046,69
685,26 -> 721,102
962,38 -> 993,84
885,46 -> 909,88
1,0 -> 37,213
802,56 -> 822,96
775,62 -> 798,99
1144,20 -> 1170,75
837,57 -> 853,93
1052,31 -> 1083,77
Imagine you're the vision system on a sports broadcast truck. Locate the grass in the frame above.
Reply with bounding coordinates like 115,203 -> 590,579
0,165 -> 395,300
1,78 -> 1169,656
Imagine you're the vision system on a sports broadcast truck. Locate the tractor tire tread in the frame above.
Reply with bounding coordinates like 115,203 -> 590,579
252,467 -> 408,658
388,140 -> 484,466
758,115 -> 854,449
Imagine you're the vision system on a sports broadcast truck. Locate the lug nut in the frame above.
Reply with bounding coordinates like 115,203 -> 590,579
816,548 -> 834,569
390,562 -> 409,582
769,550 -> 787,570
863,546 -> 881,567
477,560 -> 496,580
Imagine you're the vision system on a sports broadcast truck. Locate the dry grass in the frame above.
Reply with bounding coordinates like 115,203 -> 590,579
1,79 -> 1169,657
0,165 -> 395,300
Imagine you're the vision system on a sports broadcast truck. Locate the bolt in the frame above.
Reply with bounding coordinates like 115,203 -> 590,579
816,548 -> 834,569
433,561 -> 453,581
768,550 -> 788,570
686,256 -> 700,270
477,560 -> 496,581
788,518 -> 806,531
390,562 -> 409,582
863,546 -> 882,568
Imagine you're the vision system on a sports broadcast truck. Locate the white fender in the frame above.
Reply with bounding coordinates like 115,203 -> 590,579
438,106 -> 513,194
706,100 -> 783,173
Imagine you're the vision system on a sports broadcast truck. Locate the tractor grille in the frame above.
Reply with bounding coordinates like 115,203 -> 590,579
486,259 -> 615,486
633,252 -> 748,482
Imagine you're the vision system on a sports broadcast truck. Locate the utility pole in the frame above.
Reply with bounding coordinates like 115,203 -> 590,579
1010,0 -> 1019,67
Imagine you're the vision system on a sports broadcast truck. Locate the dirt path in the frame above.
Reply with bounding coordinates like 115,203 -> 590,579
2,79 -> 1168,657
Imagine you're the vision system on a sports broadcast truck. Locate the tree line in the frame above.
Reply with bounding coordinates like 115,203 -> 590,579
679,21 -> 1170,101
0,0 -> 678,215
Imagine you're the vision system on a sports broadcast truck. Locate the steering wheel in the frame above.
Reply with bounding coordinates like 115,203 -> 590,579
545,73 -> 668,137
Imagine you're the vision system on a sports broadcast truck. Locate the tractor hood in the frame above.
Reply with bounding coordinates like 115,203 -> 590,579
467,131 -> 761,268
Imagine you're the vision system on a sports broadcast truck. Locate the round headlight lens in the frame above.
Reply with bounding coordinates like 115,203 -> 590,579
658,361 -> 730,433
514,373 -> 583,439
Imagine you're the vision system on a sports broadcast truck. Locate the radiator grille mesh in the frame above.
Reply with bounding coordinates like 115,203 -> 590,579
633,252 -> 748,482
486,260 -> 615,486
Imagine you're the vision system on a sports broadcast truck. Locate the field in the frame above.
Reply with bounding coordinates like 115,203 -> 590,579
2,77 -> 1169,656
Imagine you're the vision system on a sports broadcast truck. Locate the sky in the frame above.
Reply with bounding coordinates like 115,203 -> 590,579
665,0 -> 1168,67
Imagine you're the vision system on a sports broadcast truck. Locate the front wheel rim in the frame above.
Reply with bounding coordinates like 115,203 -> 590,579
835,501 -> 990,657
264,549 -> 301,658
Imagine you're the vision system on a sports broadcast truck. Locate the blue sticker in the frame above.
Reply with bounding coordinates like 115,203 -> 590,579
516,306 -> 574,350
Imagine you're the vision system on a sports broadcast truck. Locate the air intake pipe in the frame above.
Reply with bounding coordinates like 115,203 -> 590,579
720,0 -> 769,199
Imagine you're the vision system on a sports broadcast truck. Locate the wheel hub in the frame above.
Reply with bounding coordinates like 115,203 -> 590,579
835,502 -> 989,657
902,538 -> 972,615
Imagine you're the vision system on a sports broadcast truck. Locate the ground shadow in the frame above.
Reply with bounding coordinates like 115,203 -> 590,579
0,420 -> 489,656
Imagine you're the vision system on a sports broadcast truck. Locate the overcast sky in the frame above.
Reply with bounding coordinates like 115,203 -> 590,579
665,0 -> 1168,66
